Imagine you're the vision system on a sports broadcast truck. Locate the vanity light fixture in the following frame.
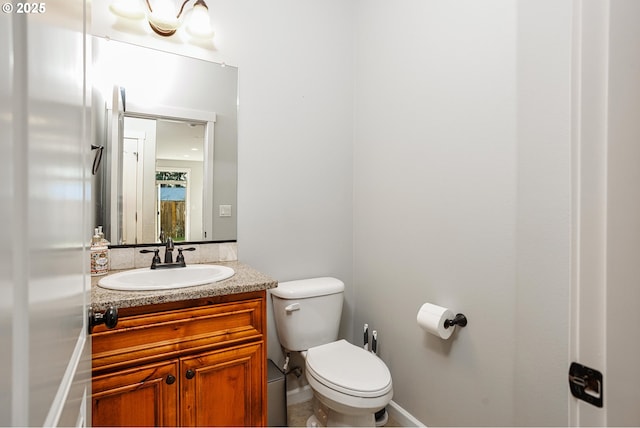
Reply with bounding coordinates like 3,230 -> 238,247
109,0 -> 214,39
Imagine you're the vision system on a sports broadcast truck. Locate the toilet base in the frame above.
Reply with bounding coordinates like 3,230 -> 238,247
308,395 -> 377,427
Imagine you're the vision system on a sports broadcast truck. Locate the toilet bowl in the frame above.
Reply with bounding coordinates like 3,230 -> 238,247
271,278 -> 393,427
305,340 -> 393,426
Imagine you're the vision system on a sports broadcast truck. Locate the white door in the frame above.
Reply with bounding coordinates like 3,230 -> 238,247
571,1 -> 640,425
0,3 -> 91,426
121,134 -> 146,245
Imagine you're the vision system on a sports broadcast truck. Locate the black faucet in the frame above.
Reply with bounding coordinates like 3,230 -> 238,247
140,239 -> 197,269
164,238 -> 174,263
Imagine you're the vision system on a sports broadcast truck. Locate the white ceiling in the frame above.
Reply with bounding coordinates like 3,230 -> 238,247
156,119 -> 205,162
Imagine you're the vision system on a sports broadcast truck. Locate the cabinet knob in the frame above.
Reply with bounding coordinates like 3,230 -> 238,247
185,369 -> 195,379
166,375 -> 176,385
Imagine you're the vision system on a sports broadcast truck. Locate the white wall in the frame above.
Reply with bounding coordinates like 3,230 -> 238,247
353,1 -> 572,426
219,1 -> 357,360
515,1 -> 572,425
353,2 -> 518,425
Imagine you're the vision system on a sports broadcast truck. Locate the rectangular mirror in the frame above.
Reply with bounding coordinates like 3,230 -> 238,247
91,37 -> 237,245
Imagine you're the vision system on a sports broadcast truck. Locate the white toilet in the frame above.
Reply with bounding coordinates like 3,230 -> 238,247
271,277 -> 393,427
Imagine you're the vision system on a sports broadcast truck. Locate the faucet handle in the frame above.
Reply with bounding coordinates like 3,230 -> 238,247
176,247 -> 196,264
140,248 -> 161,267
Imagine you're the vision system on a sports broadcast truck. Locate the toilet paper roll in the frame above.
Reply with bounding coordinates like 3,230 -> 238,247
417,303 -> 455,339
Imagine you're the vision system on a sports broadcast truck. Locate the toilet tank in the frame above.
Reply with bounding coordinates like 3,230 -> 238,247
270,277 -> 345,351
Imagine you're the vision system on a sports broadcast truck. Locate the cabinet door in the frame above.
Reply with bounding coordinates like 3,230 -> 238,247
92,360 -> 179,427
181,342 -> 265,427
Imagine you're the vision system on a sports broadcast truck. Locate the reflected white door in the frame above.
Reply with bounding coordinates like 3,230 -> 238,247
122,135 -> 146,245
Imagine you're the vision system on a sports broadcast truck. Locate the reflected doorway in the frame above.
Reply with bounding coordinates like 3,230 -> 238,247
120,116 -> 205,244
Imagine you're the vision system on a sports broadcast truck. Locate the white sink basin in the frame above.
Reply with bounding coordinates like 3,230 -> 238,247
98,264 -> 235,291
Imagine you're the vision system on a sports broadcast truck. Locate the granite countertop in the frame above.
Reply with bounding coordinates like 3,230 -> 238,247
91,261 -> 277,311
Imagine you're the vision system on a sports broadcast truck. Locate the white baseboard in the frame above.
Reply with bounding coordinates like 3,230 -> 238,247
286,384 -> 314,405
386,400 -> 426,427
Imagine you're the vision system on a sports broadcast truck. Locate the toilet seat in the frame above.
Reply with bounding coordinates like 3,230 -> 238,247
305,339 -> 392,398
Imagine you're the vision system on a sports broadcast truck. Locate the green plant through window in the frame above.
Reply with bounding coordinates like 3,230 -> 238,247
156,171 -> 187,181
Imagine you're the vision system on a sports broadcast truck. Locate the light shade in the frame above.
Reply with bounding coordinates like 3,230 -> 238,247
109,0 -> 215,40
147,0 -> 181,36
186,1 -> 214,39
108,0 -> 145,19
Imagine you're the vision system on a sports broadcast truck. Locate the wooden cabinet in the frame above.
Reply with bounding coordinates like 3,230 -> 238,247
92,360 -> 179,427
181,343 -> 263,426
91,291 -> 267,427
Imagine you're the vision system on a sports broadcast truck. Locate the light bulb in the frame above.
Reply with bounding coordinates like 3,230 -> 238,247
152,0 -> 175,18
186,2 -> 214,39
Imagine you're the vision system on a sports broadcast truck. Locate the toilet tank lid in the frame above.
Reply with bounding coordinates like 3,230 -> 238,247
271,277 -> 345,299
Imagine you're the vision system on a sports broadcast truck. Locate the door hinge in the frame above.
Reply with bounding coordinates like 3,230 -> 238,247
569,362 -> 603,408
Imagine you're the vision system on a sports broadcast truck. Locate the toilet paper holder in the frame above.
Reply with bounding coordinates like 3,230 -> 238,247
444,313 -> 468,329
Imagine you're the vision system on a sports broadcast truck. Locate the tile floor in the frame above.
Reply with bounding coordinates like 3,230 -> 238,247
287,399 -> 401,427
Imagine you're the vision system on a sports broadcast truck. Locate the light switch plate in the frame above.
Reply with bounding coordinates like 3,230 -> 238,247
219,204 -> 232,217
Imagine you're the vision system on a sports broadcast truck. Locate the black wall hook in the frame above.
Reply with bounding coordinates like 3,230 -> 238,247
444,313 -> 468,329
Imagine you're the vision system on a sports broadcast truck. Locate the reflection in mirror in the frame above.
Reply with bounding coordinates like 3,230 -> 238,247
121,117 -> 206,244
91,37 -> 237,246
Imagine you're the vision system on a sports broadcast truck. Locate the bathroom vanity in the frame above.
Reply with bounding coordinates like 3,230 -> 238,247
90,261 -> 277,427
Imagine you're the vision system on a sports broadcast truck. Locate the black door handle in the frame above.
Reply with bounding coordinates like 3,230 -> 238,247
88,306 -> 118,334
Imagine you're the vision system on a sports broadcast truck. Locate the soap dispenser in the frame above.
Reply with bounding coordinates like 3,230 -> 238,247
97,225 -> 108,244
98,225 -> 111,271
90,227 -> 109,276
